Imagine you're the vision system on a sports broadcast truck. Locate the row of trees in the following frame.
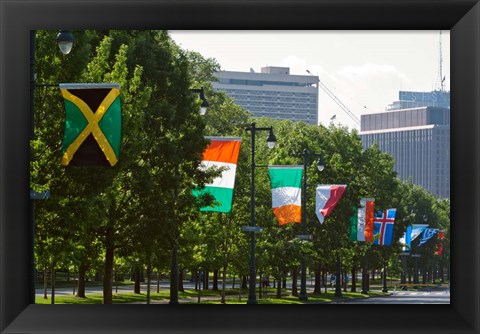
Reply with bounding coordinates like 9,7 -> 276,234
31,30 -> 450,304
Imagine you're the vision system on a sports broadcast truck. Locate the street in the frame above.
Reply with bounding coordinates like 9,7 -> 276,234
331,288 -> 450,304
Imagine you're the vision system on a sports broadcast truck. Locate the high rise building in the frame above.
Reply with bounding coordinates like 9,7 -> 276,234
212,67 -> 319,125
386,90 -> 450,111
359,91 -> 450,199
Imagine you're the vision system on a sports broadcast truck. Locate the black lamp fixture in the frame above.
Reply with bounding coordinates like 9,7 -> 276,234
266,128 -> 276,149
189,87 -> 209,115
316,155 -> 325,172
56,30 -> 75,55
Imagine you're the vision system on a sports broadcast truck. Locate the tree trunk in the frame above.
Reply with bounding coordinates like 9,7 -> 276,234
204,270 -> 209,290
157,272 -> 160,293
322,271 -> 327,294
291,268 -> 298,296
178,269 -> 185,292
146,264 -> 152,304
313,264 -> 321,295
76,263 -> 87,298
282,276 -> 287,289
71,271 -> 75,295
43,269 -> 48,299
276,275 -> 282,298
241,275 -> 248,289
103,227 -> 114,304
221,265 -> 227,304
366,270 -> 370,291
212,270 -> 219,291
232,274 -> 236,289
197,271 -> 202,303
50,268 -> 56,304
134,266 -> 141,294
351,265 -> 357,292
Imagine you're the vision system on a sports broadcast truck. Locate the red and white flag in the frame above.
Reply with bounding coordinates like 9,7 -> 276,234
315,185 -> 347,224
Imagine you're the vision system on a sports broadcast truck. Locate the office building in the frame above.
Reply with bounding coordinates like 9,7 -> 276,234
360,91 -> 450,199
386,90 -> 450,111
212,66 -> 319,125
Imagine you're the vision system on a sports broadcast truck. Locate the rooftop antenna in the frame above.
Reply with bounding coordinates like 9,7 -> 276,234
437,30 -> 445,92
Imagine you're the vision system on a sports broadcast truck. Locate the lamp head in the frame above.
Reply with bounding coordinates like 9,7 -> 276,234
316,155 -> 325,172
266,128 -> 276,149
56,30 -> 74,55
198,88 -> 208,115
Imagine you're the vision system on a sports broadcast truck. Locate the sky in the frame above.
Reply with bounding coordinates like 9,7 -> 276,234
169,30 -> 450,130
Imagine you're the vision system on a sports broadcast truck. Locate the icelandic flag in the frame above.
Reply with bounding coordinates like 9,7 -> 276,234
418,228 -> 439,246
373,209 -> 396,246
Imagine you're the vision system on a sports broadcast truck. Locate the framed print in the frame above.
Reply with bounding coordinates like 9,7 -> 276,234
0,0 -> 479,333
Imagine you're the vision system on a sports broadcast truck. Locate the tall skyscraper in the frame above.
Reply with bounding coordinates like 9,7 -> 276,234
360,91 -> 450,198
212,67 -> 319,125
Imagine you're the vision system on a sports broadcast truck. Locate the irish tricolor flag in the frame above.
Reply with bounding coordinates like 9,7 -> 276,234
315,185 -> 347,224
269,166 -> 303,226
349,198 -> 375,242
193,137 -> 241,213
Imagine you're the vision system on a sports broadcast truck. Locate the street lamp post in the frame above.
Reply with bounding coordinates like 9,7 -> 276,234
245,122 -> 276,304
30,30 -> 74,303
298,150 -> 324,302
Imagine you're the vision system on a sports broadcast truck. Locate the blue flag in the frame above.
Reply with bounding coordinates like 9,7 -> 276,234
418,228 -> 439,247
399,224 -> 428,251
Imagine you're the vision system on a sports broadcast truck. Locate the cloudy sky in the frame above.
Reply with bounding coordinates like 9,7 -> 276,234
169,30 -> 450,130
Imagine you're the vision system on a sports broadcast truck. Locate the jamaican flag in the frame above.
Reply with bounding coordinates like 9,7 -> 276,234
60,83 -> 121,167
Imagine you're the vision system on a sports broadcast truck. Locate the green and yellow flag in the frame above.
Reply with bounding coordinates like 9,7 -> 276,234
60,83 -> 121,167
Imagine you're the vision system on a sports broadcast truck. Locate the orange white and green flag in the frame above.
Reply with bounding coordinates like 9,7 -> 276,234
269,166 -> 303,226
193,137 -> 241,213
349,198 -> 376,242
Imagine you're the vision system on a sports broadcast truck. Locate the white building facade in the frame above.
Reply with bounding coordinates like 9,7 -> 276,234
212,67 -> 319,125
360,104 -> 450,199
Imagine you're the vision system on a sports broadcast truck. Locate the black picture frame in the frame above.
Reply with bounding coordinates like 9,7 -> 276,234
0,0 -> 478,333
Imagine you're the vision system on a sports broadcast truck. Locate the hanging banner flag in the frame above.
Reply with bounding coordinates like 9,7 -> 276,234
60,83 -> 122,167
418,228 -> 439,247
373,209 -> 396,246
349,198 -> 375,242
434,230 -> 445,255
315,185 -> 347,224
269,166 -> 303,225
399,224 -> 428,251
349,207 -> 359,241
352,198 -> 375,242
192,137 -> 241,213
